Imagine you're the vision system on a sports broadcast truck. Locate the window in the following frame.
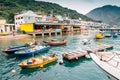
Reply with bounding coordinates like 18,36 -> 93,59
21,17 -> 23,19
18,17 -> 20,19
28,17 -> 30,19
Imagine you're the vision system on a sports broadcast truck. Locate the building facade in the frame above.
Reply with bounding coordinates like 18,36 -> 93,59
14,10 -> 42,29
80,21 -> 109,29
0,20 -> 15,33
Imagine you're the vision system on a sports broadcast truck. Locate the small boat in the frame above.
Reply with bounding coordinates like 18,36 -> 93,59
43,39 -> 67,46
112,33 -> 118,38
2,45 -> 28,54
82,39 -> 90,45
14,45 -> 50,56
95,33 -> 103,39
118,32 -> 120,35
104,34 -> 112,37
18,54 -> 58,68
90,52 -> 120,80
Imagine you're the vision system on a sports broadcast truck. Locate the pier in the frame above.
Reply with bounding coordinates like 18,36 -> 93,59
62,49 -> 87,61
99,28 -> 120,33
20,22 -> 82,37
27,30 -> 62,37
62,44 -> 113,61
82,44 -> 113,53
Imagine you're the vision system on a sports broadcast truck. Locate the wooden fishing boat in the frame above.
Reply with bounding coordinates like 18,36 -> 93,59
95,33 -> 103,39
14,45 -> 50,56
90,52 -> 120,80
2,45 -> 28,54
18,54 -> 58,68
43,39 -> 67,46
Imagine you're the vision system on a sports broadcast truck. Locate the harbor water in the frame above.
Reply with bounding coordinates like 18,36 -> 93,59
0,33 -> 119,80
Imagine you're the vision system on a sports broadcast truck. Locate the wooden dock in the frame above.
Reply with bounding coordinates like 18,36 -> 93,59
62,49 -> 87,61
61,44 -> 113,61
82,44 -> 113,53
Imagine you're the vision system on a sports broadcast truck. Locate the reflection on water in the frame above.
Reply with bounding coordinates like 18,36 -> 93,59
42,61 -> 57,72
63,58 -> 92,67
20,68 -> 40,75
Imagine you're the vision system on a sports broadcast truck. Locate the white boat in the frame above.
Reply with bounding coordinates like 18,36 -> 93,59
90,52 -> 120,80
104,34 -> 112,37
82,39 -> 90,45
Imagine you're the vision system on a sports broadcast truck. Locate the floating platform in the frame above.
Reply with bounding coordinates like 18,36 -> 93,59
62,49 -> 87,61
82,44 -> 113,53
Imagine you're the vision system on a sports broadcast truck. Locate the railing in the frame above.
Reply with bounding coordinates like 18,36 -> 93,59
34,29 -> 62,33
100,52 -> 120,68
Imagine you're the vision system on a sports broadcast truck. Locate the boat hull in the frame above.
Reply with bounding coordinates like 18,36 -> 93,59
2,45 -> 27,54
101,68 -> 119,80
18,55 -> 57,68
90,53 -> 120,80
104,34 -> 112,37
95,33 -> 103,39
15,46 -> 50,56
43,40 -> 67,46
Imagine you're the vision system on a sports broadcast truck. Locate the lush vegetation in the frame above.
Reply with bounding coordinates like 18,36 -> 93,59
86,5 -> 120,26
0,0 -> 94,23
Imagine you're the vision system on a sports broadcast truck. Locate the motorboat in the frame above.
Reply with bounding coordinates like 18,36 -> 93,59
95,33 -> 103,39
15,45 -> 50,56
18,54 -> 58,68
2,45 -> 28,54
90,51 -> 120,80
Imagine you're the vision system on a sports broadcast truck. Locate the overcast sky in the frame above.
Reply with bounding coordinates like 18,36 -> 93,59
36,0 -> 120,14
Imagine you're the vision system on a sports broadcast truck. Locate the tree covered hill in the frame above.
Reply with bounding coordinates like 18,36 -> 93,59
0,0 -> 94,23
86,5 -> 120,26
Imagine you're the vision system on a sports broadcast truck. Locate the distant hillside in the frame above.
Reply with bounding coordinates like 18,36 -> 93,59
86,5 -> 120,26
0,0 -> 93,23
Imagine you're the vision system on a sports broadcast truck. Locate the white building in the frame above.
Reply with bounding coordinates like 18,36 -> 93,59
80,21 -> 109,29
14,10 -> 42,29
0,20 -> 15,33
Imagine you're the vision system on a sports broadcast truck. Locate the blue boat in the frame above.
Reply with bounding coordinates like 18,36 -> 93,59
112,33 -> 118,38
2,45 -> 28,54
14,45 -> 50,56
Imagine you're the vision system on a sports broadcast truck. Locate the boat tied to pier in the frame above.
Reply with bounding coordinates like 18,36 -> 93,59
90,51 -> 120,80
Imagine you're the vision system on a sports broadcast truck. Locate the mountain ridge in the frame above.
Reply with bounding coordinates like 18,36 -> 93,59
86,5 -> 120,26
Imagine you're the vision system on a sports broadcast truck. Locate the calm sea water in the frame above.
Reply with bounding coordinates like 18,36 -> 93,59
0,33 -> 120,80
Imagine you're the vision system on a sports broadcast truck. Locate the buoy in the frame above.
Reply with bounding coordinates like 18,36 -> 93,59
11,69 -> 16,74
59,59 -> 63,65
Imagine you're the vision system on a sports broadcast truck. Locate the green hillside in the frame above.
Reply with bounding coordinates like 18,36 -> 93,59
86,5 -> 120,26
0,0 -> 94,23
